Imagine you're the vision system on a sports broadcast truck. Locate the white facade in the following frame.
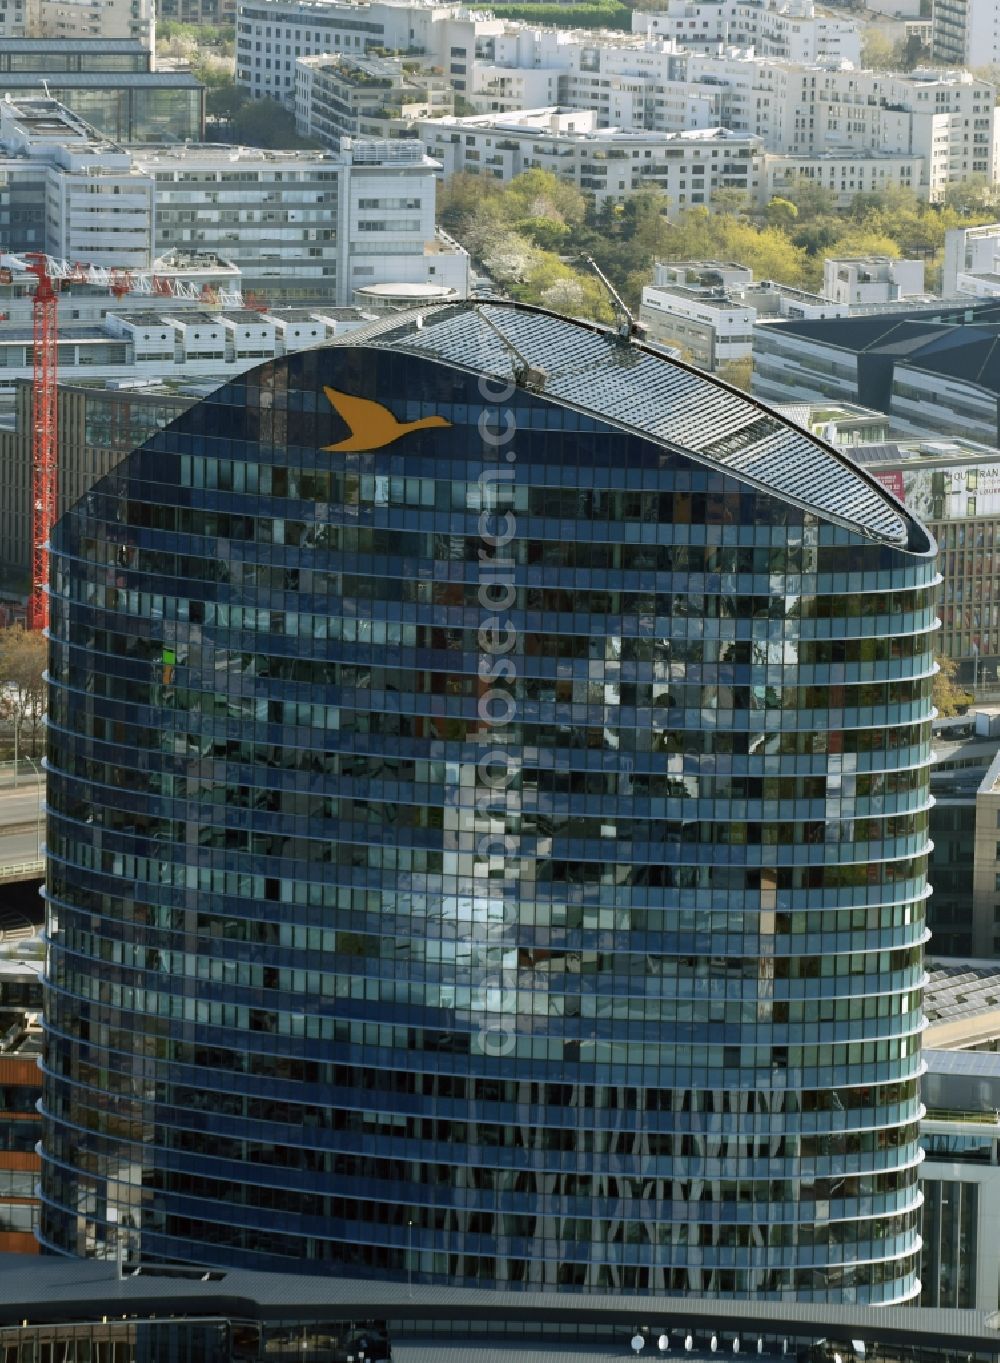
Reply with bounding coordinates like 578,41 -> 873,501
764,148 -> 924,208
0,302 -> 372,406
640,281 -> 756,369
418,108 -> 763,206
943,222 -> 1000,298
136,138 -> 467,306
640,259 -> 848,369
933,0 -> 1000,69
33,0 -> 154,51
822,255 -> 925,305
0,98 -> 155,270
236,0 -> 500,106
864,0 -> 921,15
632,0 -> 861,65
0,0 -> 31,33
235,0 -> 997,201
294,53 -> 453,146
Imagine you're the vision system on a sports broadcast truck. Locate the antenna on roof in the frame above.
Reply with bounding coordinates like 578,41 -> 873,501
579,253 -> 647,344
475,304 -> 547,392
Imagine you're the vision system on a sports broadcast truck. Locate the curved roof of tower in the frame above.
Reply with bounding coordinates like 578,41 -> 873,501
335,301 -> 929,552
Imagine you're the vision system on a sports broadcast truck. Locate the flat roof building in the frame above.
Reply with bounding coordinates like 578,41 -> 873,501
419,108 -> 764,206
0,70 -> 203,142
753,301 -> 1000,448
139,138 -> 468,305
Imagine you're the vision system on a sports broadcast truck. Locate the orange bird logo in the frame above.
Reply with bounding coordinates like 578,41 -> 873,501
322,386 -> 452,452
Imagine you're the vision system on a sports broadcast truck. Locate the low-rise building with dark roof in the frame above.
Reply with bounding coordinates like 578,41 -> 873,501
753,300 -> 1000,448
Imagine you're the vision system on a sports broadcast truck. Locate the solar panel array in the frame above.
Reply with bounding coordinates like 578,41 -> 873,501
924,963 -> 1000,1024
924,1046 -> 1000,1077
339,302 -> 917,548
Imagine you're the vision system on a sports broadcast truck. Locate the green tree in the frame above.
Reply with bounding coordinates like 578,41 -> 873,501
764,197 -> 799,230
716,356 -> 753,392
503,169 -> 587,227
933,653 -> 973,716
0,626 -> 46,759
861,28 -> 896,70
230,98 -> 318,149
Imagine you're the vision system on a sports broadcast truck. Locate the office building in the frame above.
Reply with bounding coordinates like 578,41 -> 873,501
0,70 -> 203,142
923,708 -> 1000,957
30,0 -> 154,51
41,301 -> 933,1301
771,416 -> 1000,676
639,260 -> 848,371
970,751 -> 1000,958
0,36 -> 150,72
0,955 -> 42,1256
0,301 -> 374,581
919,1041 -> 1000,1312
236,0 -> 491,106
778,401 -> 891,449
0,98 -> 155,268
0,1257 -> 998,1362
943,222 -> 1000,299
753,301 -> 1000,447
142,139 -> 468,305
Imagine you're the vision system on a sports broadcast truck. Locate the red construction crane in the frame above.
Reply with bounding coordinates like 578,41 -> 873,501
25,252 -> 57,634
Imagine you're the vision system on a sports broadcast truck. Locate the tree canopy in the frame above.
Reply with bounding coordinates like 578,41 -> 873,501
0,626 -> 46,758
440,167 -> 1000,316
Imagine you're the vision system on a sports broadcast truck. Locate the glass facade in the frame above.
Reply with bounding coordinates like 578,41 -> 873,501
40,304 -> 935,1303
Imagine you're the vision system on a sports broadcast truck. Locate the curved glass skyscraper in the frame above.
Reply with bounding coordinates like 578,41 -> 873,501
40,303 -> 935,1303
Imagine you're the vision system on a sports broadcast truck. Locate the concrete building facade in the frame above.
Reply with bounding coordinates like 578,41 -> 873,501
639,259 -> 848,370
632,0 -> 861,65
752,301 -> 1000,448
142,138 -> 468,306
932,0 -> 1000,70
419,108 -> 763,206
822,255 -> 926,307
0,97 -> 154,270
294,52 -> 452,147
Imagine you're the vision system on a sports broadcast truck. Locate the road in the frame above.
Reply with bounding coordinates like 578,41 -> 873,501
0,771 -> 44,869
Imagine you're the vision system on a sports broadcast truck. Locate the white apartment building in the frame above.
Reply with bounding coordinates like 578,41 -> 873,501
0,0 -> 30,34
943,222 -> 1000,298
764,148 -> 924,207
32,0 -> 154,50
294,52 -> 452,147
236,0 -> 502,105
418,108 -> 763,205
639,258 -> 847,369
0,97 -> 155,269
468,26 -> 999,201
933,0 -> 1000,69
236,0 -> 997,200
136,137 -> 468,306
877,68 -> 998,200
632,0 -> 861,65
0,0 -> 154,47
822,254 -> 925,305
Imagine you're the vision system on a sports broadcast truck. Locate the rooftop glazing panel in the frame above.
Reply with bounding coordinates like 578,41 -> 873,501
341,302 -> 921,548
